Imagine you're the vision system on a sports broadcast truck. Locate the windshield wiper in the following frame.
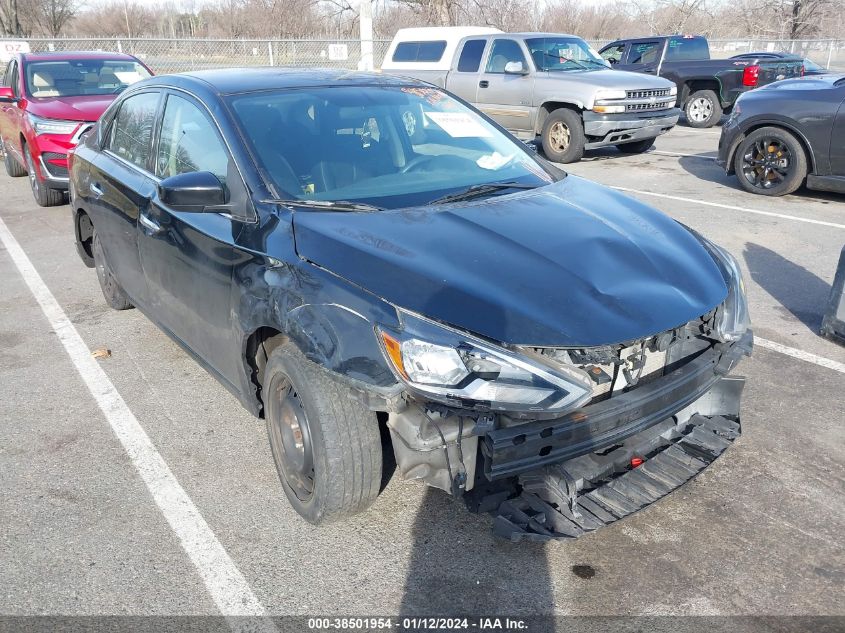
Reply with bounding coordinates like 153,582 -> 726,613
427,181 -> 539,206
540,52 -> 605,70
263,199 -> 383,212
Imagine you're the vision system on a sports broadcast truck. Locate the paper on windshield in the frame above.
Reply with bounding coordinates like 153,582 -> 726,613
114,71 -> 144,84
476,152 -> 515,170
425,112 -> 492,138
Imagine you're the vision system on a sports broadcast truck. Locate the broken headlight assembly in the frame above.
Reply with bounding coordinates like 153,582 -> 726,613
376,311 -> 593,414
705,241 -> 751,342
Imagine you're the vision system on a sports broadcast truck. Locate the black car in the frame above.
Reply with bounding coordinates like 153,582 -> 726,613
717,74 -> 845,196
70,69 -> 752,540
730,52 -> 828,76
600,35 -> 803,128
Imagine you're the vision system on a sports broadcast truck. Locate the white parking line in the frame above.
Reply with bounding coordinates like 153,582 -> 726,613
613,186 -> 845,230
0,217 -> 269,621
757,337 -> 845,374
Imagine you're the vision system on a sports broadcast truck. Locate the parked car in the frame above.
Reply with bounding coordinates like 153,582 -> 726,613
730,51 -> 828,76
599,35 -> 803,128
382,28 -> 680,163
70,68 -> 752,539
717,73 -> 845,196
0,51 -> 152,206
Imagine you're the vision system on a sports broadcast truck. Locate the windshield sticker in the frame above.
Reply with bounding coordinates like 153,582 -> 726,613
425,112 -> 492,138
476,152 -> 515,170
114,71 -> 144,84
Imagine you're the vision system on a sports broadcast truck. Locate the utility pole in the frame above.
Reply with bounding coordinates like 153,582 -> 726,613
359,0 -> 373,71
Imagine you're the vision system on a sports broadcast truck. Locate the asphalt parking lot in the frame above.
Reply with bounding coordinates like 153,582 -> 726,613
1,123 -> 843,619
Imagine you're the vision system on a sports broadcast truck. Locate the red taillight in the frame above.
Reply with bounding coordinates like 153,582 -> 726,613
631,457 -> 644,468
743,64 -> 760,87
800,65 -> 805,76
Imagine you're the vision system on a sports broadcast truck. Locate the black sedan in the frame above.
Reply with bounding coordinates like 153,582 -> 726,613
70,69 -> 751,539
717,73 -> 845,196
730,51 -> 828,76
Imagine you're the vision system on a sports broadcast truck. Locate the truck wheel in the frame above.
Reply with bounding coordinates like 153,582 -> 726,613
540,109 -> 585,164
25,147 -> 65,207
264,342 -> 382,525
616,138 -> 655,154
93,230 -> 133,310
684,90 -> 722,128
733,126 -> 807,197
3,140 -> 26,177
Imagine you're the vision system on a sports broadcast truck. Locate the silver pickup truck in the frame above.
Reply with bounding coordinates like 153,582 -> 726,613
382,29 -> 681,163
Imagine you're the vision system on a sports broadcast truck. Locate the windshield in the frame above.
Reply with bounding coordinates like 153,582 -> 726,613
228,85 -> 556,209
25,59 -> 151,99
525,37 -> 607,72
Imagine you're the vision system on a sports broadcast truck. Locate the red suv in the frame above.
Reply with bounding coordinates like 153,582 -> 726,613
0,51 -> 153,206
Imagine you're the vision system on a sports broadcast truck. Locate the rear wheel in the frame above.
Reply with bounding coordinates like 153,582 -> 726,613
540,108 -> 585,164
25,147 -> 65,207
3,140 -> 26,177
93,230 -> 133,310
684,90 -> 722,128
615,138 -> 655,154
733,126 -> 807,196
264,342 -> 382,525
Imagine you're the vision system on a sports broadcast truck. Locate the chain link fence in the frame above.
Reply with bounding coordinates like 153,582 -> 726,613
5,36 -> 844,75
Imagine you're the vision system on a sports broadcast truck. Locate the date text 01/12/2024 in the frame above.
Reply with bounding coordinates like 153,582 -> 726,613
307,617 -> 529,630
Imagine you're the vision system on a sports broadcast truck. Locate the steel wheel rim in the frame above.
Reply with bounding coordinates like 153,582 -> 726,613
548,121 -> 571,152
269,377 -> 315,501
688,97 -> 713,122
740,137 -> 792,190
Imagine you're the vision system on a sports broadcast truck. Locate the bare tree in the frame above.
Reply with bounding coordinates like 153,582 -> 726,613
32,0 -> 78,36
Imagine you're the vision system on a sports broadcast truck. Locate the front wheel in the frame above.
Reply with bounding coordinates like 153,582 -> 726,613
3,140 -> 26,177
615,138 -> 655,154
25,147 -> 65,207
540,108 -> 585,164
264,343 -> 382,524
684,90 -> 723,128
733,126 -> 807,196
93,230 -> 133,310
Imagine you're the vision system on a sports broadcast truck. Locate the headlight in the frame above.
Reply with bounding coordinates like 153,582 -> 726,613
592,104 -> 626,114
30,114 -> 81,136
669,85 -> 678,96
377,311 -> 593,414
705,242 -> 751,342
594,89 -> 627,101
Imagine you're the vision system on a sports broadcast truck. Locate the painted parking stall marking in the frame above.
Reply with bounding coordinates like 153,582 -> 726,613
613,186 -> 845,230
0,216 -> 272,624
756,337 -> 845,374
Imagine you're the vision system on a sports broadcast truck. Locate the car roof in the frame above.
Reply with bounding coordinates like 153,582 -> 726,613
507,32 -> 581,39
146,67 -> 427,96
21,51 -> 141,63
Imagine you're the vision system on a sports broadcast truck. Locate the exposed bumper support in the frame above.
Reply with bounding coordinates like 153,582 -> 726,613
583,108 -> 680,149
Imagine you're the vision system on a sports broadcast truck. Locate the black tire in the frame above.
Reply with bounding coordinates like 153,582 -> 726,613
92,230 -> 133,310
3,141 -> 26,177
264,342 -> 382,524
25,147 -> 65,207
733,126 -> 807,197
684,90 -> 723,128
615,138 -> 655,154
540,108 -> 585,164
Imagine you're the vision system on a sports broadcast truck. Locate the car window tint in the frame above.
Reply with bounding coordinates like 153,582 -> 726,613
601,45 -> 625,64
628,41 -> 661,65
156,94 -> 228,182
392,41 -> 447,63
457,40 -> 486,72
106,91 -> 159,171
485,39 -> 526,73
667,37 -> 709,60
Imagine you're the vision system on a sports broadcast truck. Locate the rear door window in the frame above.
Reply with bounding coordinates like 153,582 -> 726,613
105,91 -> 160,171
392,41 -> 447,63
627,41 -> 662,65
667,37 -> 709,60
457,39 -> 486,72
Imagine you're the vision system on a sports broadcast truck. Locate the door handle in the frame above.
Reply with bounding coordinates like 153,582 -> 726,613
139,212 -> 163,235
479,80 -> 489,88
90,182 -> 104,198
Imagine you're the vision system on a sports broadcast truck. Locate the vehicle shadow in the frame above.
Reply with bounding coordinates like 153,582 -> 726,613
743,242 -> 831,331
399,487 -> 557,628
676,154 -> 736,187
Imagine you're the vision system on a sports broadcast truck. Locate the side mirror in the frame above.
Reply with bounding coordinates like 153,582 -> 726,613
158,171 -> 227,211
0,86 -> 17,103
504,61 -> 527,75
608,58 -> 618,65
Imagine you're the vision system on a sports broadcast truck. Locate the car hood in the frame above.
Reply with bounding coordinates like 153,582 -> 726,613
539,68 -> 673,90
292,176 -> 727,347
26,95 -> 116,122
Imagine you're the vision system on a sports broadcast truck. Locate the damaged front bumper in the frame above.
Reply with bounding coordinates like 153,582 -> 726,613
387,331 -> 752,541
